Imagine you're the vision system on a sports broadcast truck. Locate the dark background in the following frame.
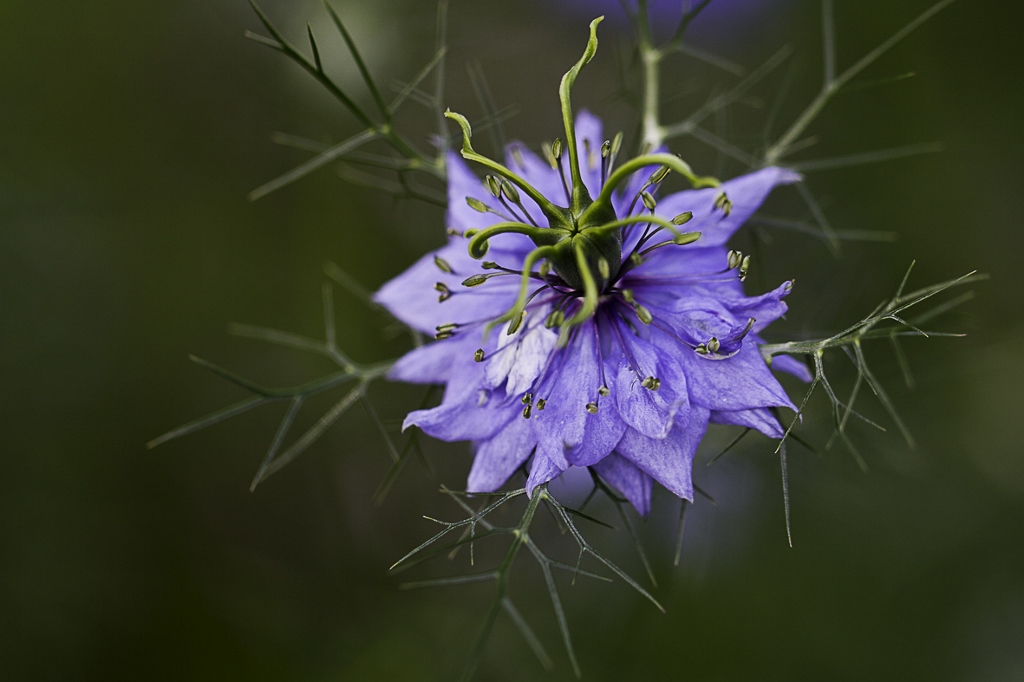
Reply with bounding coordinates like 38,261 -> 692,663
2,0 -> 1022,679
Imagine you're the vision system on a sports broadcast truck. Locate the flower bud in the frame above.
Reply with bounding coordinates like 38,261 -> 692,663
485,175 -> 501,198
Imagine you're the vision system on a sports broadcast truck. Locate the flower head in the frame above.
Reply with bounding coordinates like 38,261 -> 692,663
375,19 -> 807,513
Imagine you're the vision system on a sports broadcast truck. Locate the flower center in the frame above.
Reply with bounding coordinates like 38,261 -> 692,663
442,16 -> 720,347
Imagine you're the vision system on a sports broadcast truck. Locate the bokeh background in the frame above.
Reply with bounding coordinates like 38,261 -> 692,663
2,0 -> 1022,679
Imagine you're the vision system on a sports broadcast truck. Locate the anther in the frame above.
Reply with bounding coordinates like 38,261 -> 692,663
485,175 -> 501,198
632,302 -> 653,325
447,228 -> 463,237
434,255 -> 454,274
641,376 -> 661,391
467,197 -> 489,213
462,274 -> 491,287
650,165 -> 671,185
630,252 -> 643,267
714,192 -> 733,216
539,261 -> 551,277
641,191 -> 657,211
586,402 -> 599,414
672,211 -> 694,225
584,138 -> 596,170
598,386 -> 610,397
434,282 -> 451,302
611,132 -> 623,159
552,138 -> 563,161
507,310 -> 526,335
536,398 -> 547,411
474,348 -> 485,362
436,323 -> 457,333
522,404 -> 533,419
727,250 -> 743,270
522,393 -> 533,405
707,337 -> 721,353
598,257 -> 610,280
601,140 -> 612,158
500,180 -> 520,204
739,255 -> 751,282
542,141 -> 557,170
621,289 -> 635,303
673,232 -> 702,246
435,330 -> 454,340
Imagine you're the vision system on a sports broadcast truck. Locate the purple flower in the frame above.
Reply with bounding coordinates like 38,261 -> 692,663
375,22 -> 807,514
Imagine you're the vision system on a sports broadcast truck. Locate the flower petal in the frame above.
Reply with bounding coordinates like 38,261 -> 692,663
675,342 -> 795,412
389,335 -> 476,384
655,166 -> 801,248
568,400 -> 628,467
526,450 -> 565,496
531,323 -> 602,452
592,453 -> 654,516
612,326 -> 690,439
616,406 -> 710,502
710,407 -> 784,439
719,280 -> 794,332
374,240 -> 520,334
403,369 -> 516,442
771,354 -> 814,382
467,416 -> 537,492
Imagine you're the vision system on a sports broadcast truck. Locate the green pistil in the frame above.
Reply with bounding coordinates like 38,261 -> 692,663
557,239 -> 601,347
582,152 -> 721,229
446,110 -> 570,229
558,16 -> 604,216
466,222 -> 564,259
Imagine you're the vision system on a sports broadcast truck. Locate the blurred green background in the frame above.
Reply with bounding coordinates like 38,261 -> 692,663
2,0 -> 1022,679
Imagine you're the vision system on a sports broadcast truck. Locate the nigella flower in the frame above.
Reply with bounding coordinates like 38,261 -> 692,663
376,20 -> 808,514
